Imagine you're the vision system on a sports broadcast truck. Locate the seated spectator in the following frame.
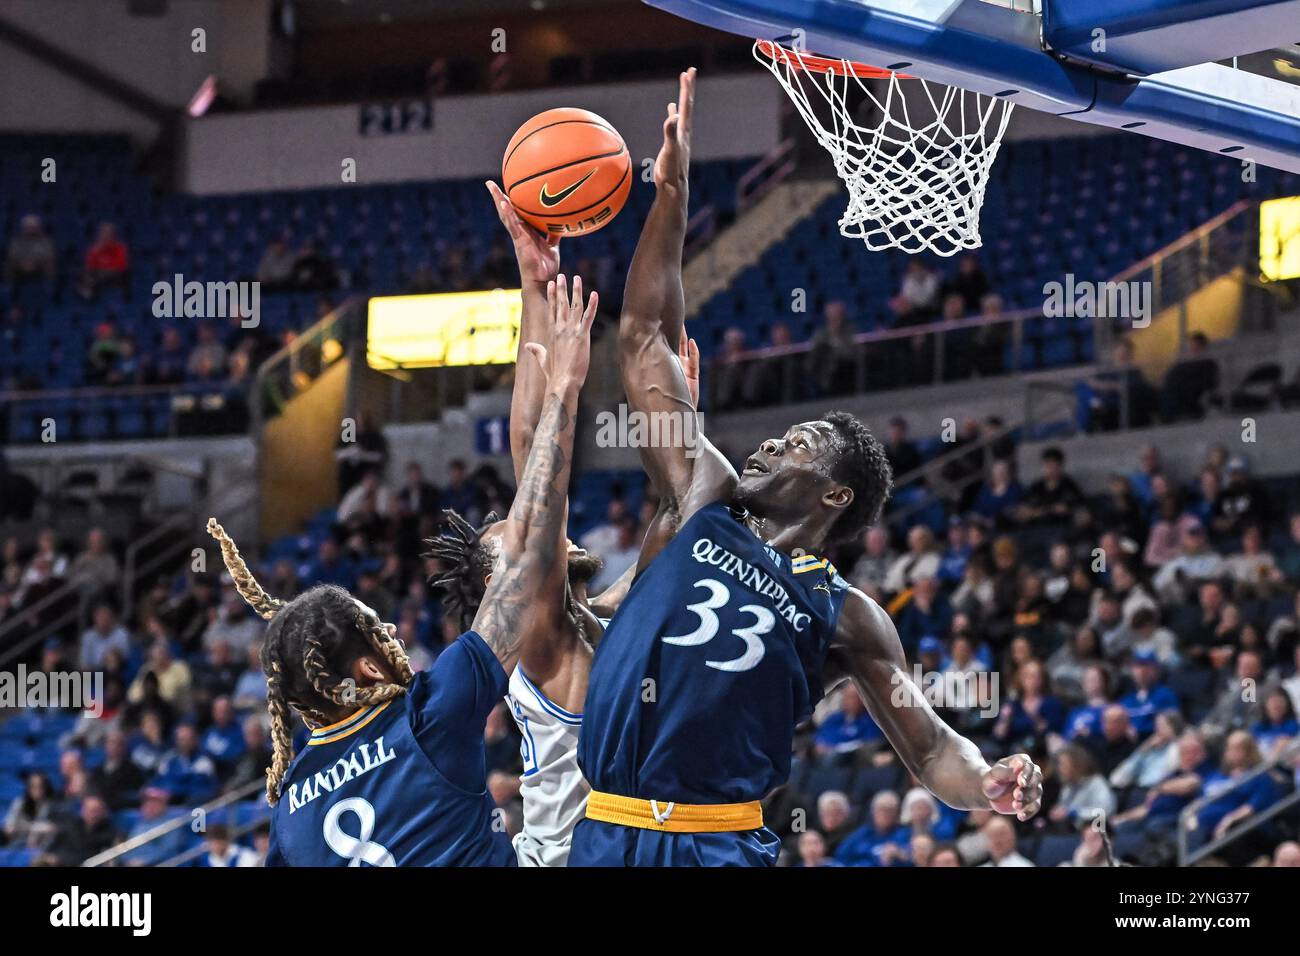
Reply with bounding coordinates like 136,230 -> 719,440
944,253 -> 991,313
67,527 -> 120,602
835,791 -> 910,867
883,416 -> 922,479
890,259 -> 940,321
1014,447 -> 1085,528
128,640 -> 193,713
290,238 -> 339,290
1120,652 -> 1180,738
1111,729 -> 1213,863
1152,522 -> 1224,604
587,512 -> 639,594
202,588 -> 262,655
1097,474 -> 1147,546
1159,331 -> 1219,421
1202,650 -> 1266,736
930,845 -> 963,867
1144,491 -> 1200,568
950,554 -> 997,622
187,322 -> 229,382
1084,704 -> 1139,776
806,301 -> 857,396
978,815 -> 1034,867
743,322 -> 800,405
1047,744 -> 1116,830
1116,607 -> 1179,667
1060,663 -> 1113,741
1252,688 -> 1298,760
79,221 -> 130,299
1128,444 -> 1164,507
1082,338 -> 1156,430
193,823 -> 258,867
225,716 -> 273,793
335,410 -> 389,496
121,787 -> 187,866
993,659 -> 1065,751
711,327 -> 749,410
92,729 -> 146,810
795,830 -> 840,867
151,724 -> 218,805
232,644 -> 269,713
1225,525 -> 1286,599
896,578 -> 952,653
883,525 -> 941,594
144,326 -> 188,385
937,518 -> 972,585
900,786 -> 959,841
257,232 -> 297,289
1273,841 -> 1300,867
438,458 -> 484,526
301,537 -> 358,592
3,772 -> 57,850
79,601 -> 130,670
200,696 -> 246,776
815,790 -> 857,854
4,214 -> 56,300
1110,710 -> 1183,791
1188,730 -> 1278,853
848,526 -> 896,595
127,710 -> 171,776
1276,512 -> 1300,579
1211,458 -> 1271,540
43,794 -> 121,866
338,468 -> 396,535
85,320 -> 127,384
814,686 -> 883,757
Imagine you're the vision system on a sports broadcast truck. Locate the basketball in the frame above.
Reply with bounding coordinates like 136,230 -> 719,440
502,107 -> 631,237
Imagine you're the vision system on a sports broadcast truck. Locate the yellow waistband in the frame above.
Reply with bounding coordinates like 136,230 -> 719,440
585,790 -> 763,833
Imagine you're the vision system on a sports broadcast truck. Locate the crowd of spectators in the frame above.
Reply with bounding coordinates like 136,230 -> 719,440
768,439 -> 1300,867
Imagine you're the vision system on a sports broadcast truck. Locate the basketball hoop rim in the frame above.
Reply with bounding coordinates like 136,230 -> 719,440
755,39 -> 915,80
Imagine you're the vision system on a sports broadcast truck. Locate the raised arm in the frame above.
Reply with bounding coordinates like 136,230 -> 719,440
829,590 -> 1044,817
619,68 -> 735,531
485,180 -> 562,485
471,274 -> 597,672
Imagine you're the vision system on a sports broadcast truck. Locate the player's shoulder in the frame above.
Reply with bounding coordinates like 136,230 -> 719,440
831,584 -> 898,654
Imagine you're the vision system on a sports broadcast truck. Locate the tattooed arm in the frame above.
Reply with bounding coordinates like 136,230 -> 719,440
485,180 -> 562,485
471,274 -> 597,672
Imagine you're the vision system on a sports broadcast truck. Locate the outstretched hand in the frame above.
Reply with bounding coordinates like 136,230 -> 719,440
526,274 -> 598,393
486,180 -> 560,285
653,68 -> 695,193
982,754 -> 1043,821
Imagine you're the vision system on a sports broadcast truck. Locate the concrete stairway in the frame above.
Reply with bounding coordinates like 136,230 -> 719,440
683,178 -> 839,319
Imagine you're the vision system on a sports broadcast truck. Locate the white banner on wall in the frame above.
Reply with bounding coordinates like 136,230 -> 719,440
181,74 -> 782,195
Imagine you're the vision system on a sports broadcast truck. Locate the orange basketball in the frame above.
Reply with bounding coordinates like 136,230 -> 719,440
502,107 -> 631,237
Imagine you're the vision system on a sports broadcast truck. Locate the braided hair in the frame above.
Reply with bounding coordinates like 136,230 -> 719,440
424,509 -> 499,632
425,509 -> 591,644
207,519 -> 412,806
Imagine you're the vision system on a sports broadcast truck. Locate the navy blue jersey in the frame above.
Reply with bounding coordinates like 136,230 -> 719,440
266,631 -> 515,867
579,501 -> 849,804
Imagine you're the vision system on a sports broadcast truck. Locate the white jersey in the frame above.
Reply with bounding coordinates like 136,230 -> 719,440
505,666 -> 588,867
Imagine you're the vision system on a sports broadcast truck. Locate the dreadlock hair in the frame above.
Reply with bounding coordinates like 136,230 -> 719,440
207,519 -> 412,806
822,410 -> 893,542
424,509 -> 499,632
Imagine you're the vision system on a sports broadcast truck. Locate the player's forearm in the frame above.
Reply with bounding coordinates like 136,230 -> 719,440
915,728 -> 994,811
620,187 -> 688,344
508,381 -> 580,555
509,280 -> 551,485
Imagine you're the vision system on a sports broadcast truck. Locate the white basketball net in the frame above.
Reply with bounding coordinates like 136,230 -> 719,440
755,40 -> 1014,257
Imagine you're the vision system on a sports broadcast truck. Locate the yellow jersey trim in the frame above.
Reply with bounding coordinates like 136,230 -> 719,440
585,790 -> 764,833
307,701 -> 391,745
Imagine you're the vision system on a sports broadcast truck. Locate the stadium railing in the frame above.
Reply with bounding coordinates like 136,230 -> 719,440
1177,737 -> 1300,865
82,777 -> 265,868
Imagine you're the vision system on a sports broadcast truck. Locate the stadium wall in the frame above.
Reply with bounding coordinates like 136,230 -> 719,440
179,73 -> 782,194
0,0 -> 275,140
